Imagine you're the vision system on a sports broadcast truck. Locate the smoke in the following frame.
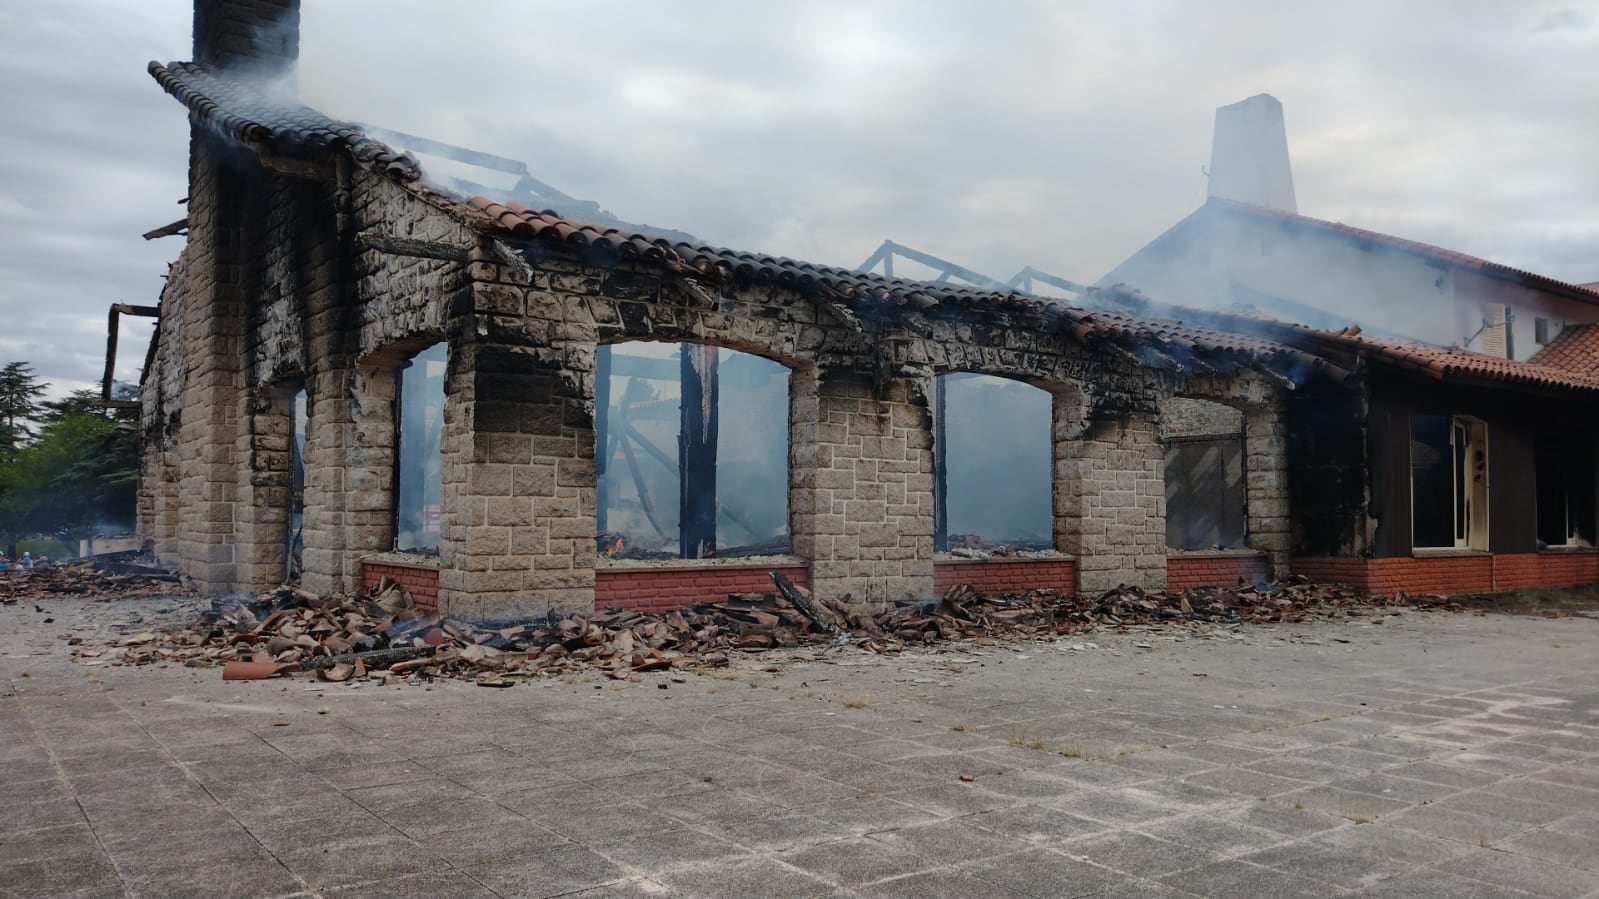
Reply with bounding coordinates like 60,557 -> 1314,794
262,2 -> 1594,292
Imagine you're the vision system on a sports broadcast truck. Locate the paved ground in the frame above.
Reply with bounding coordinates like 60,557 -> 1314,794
3,597 -> 1599,898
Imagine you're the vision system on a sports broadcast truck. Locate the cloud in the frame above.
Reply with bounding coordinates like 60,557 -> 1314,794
1,0 -> 1595,396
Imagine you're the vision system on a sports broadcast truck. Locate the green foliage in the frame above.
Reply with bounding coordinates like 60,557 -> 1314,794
17,536 -> 74,560
0,363 -> 142,551
0,361 -> 46,460
41,388 -> 113,425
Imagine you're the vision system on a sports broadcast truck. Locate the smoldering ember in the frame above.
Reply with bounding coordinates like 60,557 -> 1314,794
4,1 -> 1599,897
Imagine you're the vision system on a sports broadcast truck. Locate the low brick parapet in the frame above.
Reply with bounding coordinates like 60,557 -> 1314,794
360,559 -> 441,610
1167,551 -> 1269,591
1292,551 -> 1599,595
595,562 -> 812,613
932,557 -> 1076,594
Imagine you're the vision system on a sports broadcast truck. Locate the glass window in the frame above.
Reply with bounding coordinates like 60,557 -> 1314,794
1411,414 -> 1488,550
1162,398 -> 1246,551
396,343 -> 446,552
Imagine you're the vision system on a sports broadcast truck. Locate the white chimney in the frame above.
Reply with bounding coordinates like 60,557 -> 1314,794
1207,94 -> 1297,213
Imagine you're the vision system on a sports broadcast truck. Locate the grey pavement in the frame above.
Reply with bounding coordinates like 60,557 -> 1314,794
3,597 -> 1599,898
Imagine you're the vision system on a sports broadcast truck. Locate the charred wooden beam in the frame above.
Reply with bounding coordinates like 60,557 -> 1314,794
354,233 -> 470,263
141,218 -> 188,241
258,155 -> 334,181
933,375 -> 949,552
595,345 -> 612,533
679,344 -> 719,559
103,303 -> 160,407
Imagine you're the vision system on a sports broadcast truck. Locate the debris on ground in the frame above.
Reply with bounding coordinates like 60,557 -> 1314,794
1,557 -> 191,603
80,572 -> 1459,685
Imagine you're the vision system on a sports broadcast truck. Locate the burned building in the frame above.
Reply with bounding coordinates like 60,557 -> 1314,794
133,2 -> 1599,618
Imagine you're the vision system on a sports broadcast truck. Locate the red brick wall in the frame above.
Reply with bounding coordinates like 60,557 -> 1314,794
1292,552 -> 1599,594
595,564 -> 812,614
933,559 -> 1076,594
1289,557 -> 1372,589
361,562 -> 440,610
1167,554 -> 1269,591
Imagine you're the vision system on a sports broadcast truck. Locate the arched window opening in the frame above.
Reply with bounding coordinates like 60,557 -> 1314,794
933,373 -> 1052,553
1163,397 -> 1246,550
396,343 -> 446,552
596,343 -> 789,560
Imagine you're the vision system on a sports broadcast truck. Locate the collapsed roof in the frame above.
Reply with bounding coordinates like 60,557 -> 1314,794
148,59 -> 1599,395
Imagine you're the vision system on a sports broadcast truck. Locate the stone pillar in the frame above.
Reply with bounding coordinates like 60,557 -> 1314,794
1245,403 -> 1291,578
1060,412 -> 1167,592
231,386 -> 295,588
298,366 -> 352,595
173,143 -> 246,593
437,339 -> 597,621
790,369 -> 934,605
342,364 -> 399,583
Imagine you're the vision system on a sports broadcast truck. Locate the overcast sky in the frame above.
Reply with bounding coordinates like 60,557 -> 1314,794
1,1 -> 1595,397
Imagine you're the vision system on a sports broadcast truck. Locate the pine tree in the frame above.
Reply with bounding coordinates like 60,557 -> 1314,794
0,362 -> 46,460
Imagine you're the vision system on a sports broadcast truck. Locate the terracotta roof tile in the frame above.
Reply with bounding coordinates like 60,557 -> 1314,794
148,61 -> 420,181
1102,290 -> 1599,393
1206,198 -> 1599,305
1528,324 -> 1599,377
1330,334 -> 1599,391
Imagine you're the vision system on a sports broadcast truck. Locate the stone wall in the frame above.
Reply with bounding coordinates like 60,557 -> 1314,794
1160,396 -> 1243,439
791,371 -> 935,603
1059,414 -> 1168,591
138,152 -> 1299,613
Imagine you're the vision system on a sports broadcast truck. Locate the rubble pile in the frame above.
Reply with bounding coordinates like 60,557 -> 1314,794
2,559 -> 190,603
89,573 -> 1455,684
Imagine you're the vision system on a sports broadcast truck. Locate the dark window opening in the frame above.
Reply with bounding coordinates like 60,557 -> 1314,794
1535,317 -> 1551,346
396,343 -> 445,552
1163,398 -> 1246,551
1166,440 -> 1246,550
932,374 -> 1052,552
1536,434 -> 1596,548
1411,413 -> 1488,550
596,343 -> 789,561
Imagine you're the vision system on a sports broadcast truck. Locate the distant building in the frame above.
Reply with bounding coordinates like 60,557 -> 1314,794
1102,96 -> 1599,360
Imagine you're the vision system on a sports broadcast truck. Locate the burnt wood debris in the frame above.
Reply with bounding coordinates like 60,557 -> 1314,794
62,567 -> 1458,685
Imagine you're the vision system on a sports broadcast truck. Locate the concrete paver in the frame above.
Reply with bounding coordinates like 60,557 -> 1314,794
3,596 -> 1599,897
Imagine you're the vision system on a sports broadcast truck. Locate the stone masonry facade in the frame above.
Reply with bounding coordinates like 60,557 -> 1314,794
138,15 -> 1302,615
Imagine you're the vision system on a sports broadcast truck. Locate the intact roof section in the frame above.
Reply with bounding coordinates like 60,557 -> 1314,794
1204,198 -> 1599,305
467,198 -> 1333,384
1529,324 -> 1599,376
1101,289 -> 1599,393
148,61 -> 420,181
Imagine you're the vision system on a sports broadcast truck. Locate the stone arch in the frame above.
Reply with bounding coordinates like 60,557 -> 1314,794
593,306 -> 820,375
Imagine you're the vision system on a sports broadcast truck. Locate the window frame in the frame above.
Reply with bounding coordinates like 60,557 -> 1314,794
1410,413 -> 1489,552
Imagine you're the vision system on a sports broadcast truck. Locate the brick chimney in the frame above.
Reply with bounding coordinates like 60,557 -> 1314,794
193,0 -> 299,76
1207,94 -> 1297,214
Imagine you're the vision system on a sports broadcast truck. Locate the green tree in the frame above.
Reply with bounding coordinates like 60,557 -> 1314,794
0,412 -> 139,558
0,361 -> 46,460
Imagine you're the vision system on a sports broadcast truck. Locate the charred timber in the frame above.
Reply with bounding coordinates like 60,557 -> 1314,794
679,344 -> 718,558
